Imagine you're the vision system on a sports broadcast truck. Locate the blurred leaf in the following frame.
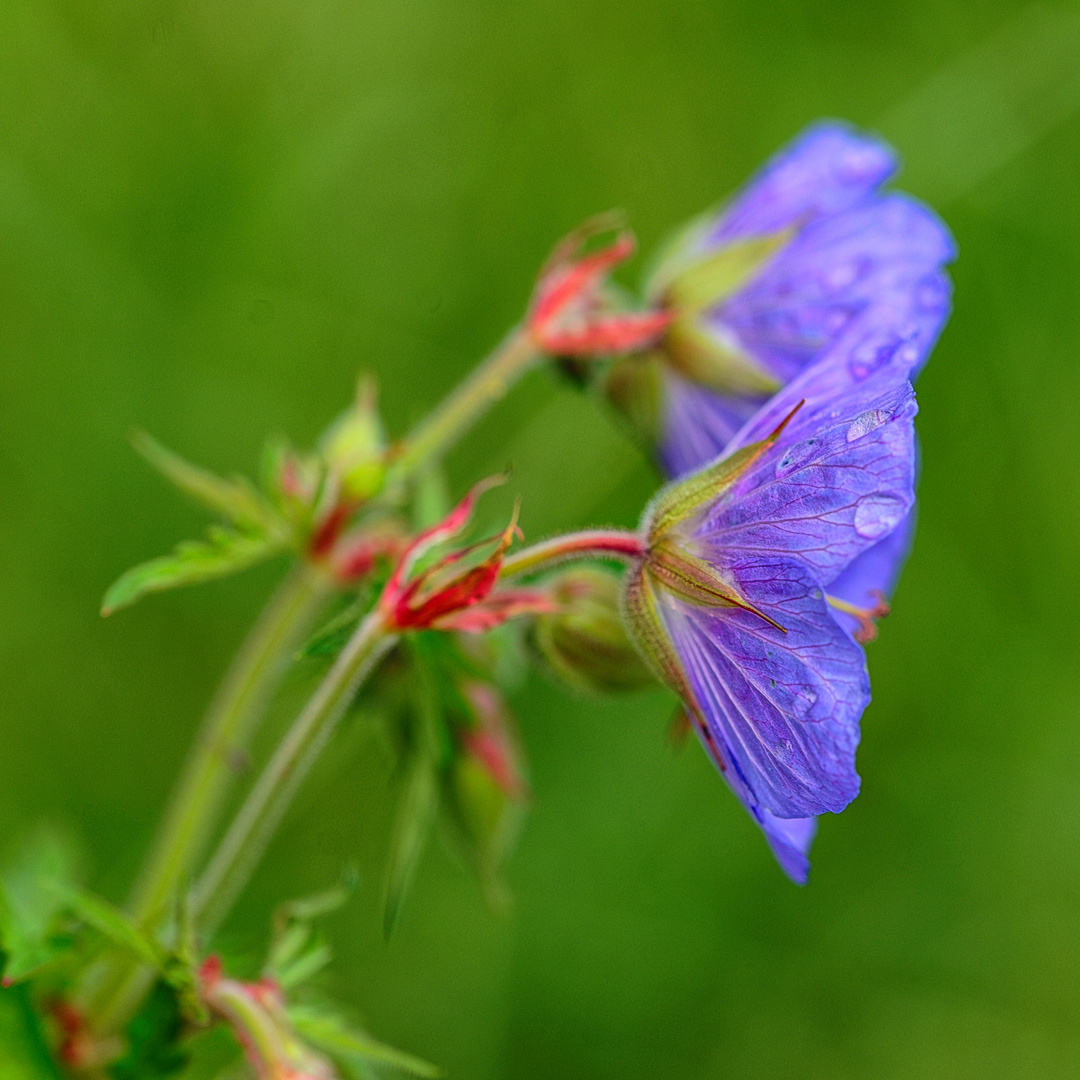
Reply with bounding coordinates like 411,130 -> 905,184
382,753 -> 440,941
289,1005 -> 440,1079
101,528 -> 290,616
0,983 -> 64,1080
109,982 -> 188,1080
50,884 -> 165,972
267,869 -> 357,991
132,432 -> 283,535
0,829 -> 80,985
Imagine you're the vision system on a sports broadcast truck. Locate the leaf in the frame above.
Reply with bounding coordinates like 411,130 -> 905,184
289,1006 -> 440,1079
267,869 -> 358,990
0,983 -> 64,1080
49,884 -> 166,972
381,754 -> 439,941
0,828 -> 80,984
132,432 -> 281,534
102,528 -> 290,615
108,982 -> 188,1080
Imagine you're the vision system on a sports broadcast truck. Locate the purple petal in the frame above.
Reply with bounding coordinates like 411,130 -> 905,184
708,122 -> 897,244
757,809 -> 817,884
828,509 -> 916,637
658,371 -> 765,478
715,196 -> 955,385
694,377 -> 918,586
662,555 -> 869,817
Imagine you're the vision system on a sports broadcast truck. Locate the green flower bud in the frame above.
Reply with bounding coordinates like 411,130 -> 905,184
319,375 -> 386,501
530,568 -> 655,695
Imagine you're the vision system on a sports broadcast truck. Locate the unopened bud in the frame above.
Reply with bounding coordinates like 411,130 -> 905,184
320,376 -> 386,501
530,568 -> 654,694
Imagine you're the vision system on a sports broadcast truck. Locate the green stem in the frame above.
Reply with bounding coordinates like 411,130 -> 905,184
189,610 -> 398,939
499,529 -> 645,579
129,562 -> 334,928
82,562 -> 332,1030
385,325 -> 541,486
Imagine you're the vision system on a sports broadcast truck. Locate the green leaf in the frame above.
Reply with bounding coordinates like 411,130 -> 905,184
102,528 -> 290,615
0,984 -> 64,1080
266,869 -> 357,990
289,1006 -> 440,1079
0,829 -> 80,985
132,432 -> 281,534
109,982 -> 188,1080
49,884 -> 166,972
382,752 -> 439,941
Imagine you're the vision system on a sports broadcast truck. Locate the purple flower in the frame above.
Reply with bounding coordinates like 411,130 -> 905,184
635,121 -> 953,476
622,354 -> 919,882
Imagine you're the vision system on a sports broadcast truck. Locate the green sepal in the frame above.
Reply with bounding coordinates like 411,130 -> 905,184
620,564 -> 699,714
382,748 -> 440,941
663,317 -> 781,397
101,528 -> 291,616
644,412 -> 796,541
289,1004 -> 441,1078
661,231 -> 792,314
602,352 -> 665,447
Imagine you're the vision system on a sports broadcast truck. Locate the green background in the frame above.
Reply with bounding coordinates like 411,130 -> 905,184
3,1 -> 1080,1076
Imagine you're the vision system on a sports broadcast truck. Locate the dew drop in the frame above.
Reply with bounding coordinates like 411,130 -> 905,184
854,494 -> 906,539
846,409 -> 889,442
775,437 -> 821,478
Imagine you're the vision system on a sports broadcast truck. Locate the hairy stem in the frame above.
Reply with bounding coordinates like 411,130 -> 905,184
385,325 -> 540,485
127,562 -> 334,929
189,609 -> 398,939
499,529 -> 646,579
80,564 -> 331,1030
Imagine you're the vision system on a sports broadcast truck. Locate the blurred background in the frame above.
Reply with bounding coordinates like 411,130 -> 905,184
3,1 -> 1080,1076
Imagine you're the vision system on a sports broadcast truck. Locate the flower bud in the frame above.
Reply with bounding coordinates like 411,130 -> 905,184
319,376 -> 386,502
530,567 -> 654,695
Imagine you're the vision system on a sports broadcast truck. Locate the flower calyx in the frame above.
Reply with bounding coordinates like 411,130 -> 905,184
378,479 -> 555,634
621,403 -> 804,709
529,215 -> 672,358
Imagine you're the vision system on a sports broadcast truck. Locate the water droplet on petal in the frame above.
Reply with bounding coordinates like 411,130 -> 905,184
854,495 -> 906,539
775,437 -> 822,478
846,409 -> 889,442
847,335 -> 901,381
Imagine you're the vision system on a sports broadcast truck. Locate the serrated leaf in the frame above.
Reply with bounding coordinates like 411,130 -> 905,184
289,1006 -> 440,1079
0,984 -> 65,1080
132,432 -> 282,534
102,528 -> 289,615
0,828 -> 80,984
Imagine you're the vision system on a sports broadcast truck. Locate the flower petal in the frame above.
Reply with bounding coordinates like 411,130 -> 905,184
716,196 -> 955,385
661,555 -> 869,817
693,374 -> 918,585
707,121 -> 897,244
